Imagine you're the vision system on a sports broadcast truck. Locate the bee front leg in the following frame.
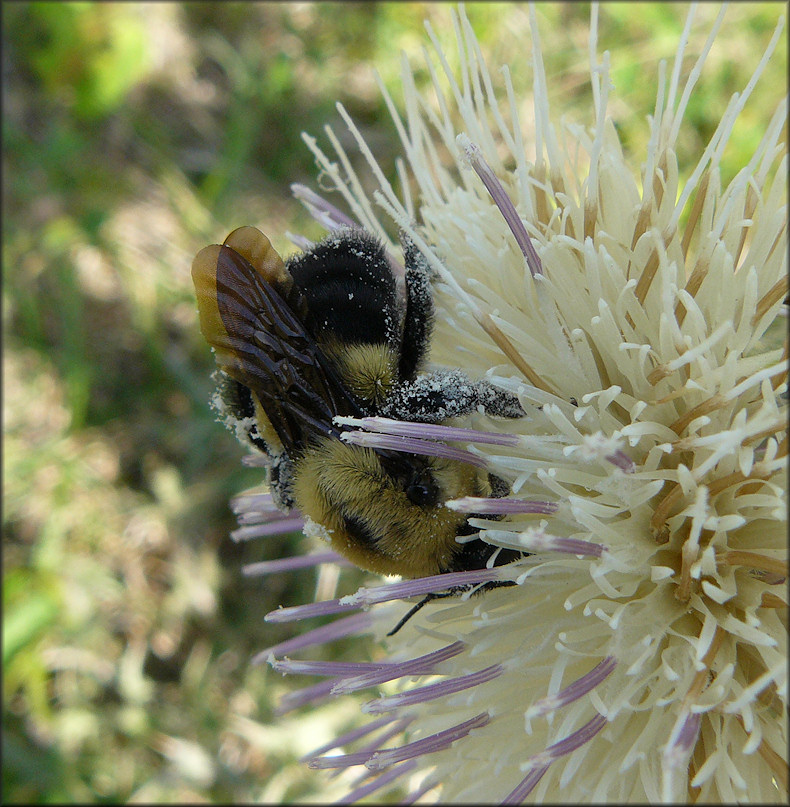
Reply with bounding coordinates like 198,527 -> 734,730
399,230 -> 435,382
381,368 -> 525,423
268,453 -> 297,511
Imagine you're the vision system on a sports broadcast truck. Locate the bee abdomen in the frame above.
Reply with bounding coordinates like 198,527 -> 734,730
286,230 -> 399,349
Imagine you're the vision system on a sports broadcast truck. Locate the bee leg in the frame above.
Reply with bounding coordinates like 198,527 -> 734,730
386,591 -> 446,636
269,453 -> 297,511
488,473 -> 512,498
399,230 -> 435,381
473,378 -> 526,418
386,579 -> 519,636
381,368 -> 525,423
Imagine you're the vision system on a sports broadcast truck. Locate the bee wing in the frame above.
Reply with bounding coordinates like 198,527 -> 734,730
193,242 -> 363,451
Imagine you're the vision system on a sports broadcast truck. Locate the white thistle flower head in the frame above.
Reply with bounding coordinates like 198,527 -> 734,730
234,5 -> 787,804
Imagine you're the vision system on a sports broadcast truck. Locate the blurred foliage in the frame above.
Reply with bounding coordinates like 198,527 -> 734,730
2,2 -> 785,803
14,2 -> 150,121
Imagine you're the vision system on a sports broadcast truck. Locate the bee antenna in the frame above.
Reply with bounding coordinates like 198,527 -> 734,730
387,595 -> 434,636
386,590 -> 454,636
386,578 -> 520,636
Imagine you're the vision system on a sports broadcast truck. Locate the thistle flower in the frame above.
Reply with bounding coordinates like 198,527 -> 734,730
234,5 -> 787,803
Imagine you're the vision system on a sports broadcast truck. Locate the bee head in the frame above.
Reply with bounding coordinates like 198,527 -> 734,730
292,437 -> 494,578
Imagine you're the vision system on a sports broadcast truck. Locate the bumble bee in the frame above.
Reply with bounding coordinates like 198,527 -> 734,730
192,225 -> 524,629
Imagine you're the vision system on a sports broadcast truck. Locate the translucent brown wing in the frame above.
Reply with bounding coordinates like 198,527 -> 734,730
197,243 -> 363,451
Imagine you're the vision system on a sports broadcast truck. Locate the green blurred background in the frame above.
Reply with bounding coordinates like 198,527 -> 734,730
3,3 -> 785,802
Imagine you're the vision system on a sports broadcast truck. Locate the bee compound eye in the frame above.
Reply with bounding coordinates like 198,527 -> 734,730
405,471 -> 440,507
